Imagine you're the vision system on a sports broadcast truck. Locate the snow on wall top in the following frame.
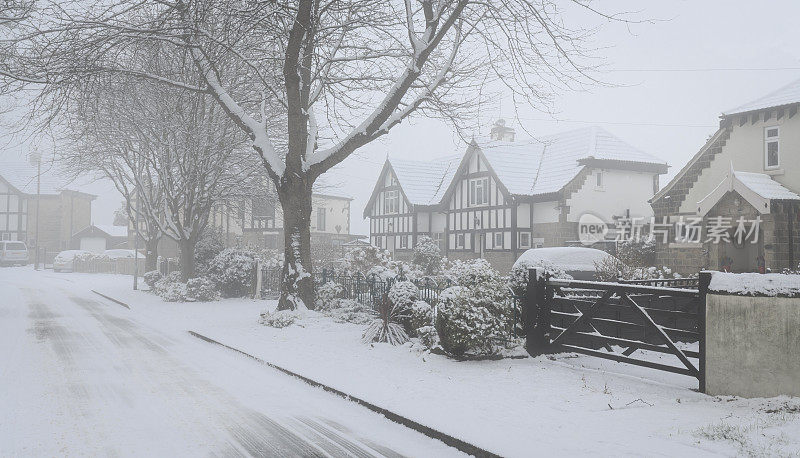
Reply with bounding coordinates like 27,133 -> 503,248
390,155 -> 461,205
0,161 -> 74,195
477,126 -> 665,196
709,272 -> 800,297
734,171 -> 800,200
724,76 -> 800,115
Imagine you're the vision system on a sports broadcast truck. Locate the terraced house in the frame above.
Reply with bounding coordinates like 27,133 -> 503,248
651,78 -> 800,274
365,121 -> 668,272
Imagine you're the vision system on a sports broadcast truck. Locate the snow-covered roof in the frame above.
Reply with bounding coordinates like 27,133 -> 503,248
724,77 -> 800,115
94,224 -> 129,238
477,126 -> 666,196
0,161 -> 73,195
710,272 -> 800,297
390,155 -> 461,205
697,168 -> 799,216
735,171 -> 800,200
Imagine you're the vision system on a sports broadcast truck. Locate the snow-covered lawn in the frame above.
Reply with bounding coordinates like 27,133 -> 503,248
65,271 -> 800,457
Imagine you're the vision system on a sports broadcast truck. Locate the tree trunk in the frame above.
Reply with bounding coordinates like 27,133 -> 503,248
179,238 -> 196,282
145,237 -> 159,272
277,179 -> 315,310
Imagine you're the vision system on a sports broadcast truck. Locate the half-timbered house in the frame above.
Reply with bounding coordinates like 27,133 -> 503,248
365,121 -> 668,272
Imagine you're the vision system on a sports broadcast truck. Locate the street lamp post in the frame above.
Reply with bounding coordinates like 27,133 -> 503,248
132,187 -> 140,290
29,150 -> 41,271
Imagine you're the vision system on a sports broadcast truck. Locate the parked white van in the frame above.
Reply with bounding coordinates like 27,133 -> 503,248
0,241 -> 29,266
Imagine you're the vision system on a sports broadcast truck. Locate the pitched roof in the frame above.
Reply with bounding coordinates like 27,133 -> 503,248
724,76 -> 800,115
734,171 -> 800,200
93,224 -> 129,238
389,155 -> 461,205
477,126 -> 666,196
696,168 -> 799,216
0,161 -> 75,195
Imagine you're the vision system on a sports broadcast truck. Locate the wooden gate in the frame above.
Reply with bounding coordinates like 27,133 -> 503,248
524,269 -> 711,392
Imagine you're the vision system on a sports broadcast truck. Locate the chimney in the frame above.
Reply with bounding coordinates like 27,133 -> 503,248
490,118 -> 515,141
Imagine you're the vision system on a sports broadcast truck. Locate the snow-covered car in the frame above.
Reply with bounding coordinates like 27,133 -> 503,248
513,247 -> 620,280
0,241 -> 29,266
52,250 -> 91,272
103,249 -> 141,259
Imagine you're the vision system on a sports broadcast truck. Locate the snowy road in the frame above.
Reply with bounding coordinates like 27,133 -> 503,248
0,269 -> 462,457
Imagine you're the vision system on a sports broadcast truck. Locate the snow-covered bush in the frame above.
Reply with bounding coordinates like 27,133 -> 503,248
316,281 -> 345,310
152,271 -> 181,294
326,299 -> 374,325
194,227 -> 225,274
508,259 -> 572,297
207,248 -> 256,298
260,309 -> 301,328
341,245 -> 393,275
616,237 -> 656,268
413,235 -> 443,275
362,297 -> 410,346
158,280 -> 188,302
185,277 -> 219,302
143,270 -> 163,289
435,285 -> 508,357
435,262 -> 512,357
416,325 -> 440,349
388,281 -> 419,308
410,300 -> 434,330
594,258 -> 681,282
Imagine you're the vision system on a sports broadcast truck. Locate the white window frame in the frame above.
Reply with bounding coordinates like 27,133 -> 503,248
400,235 -> 408,249
519,232 -> 531,249
493,232 -> 503,248
384,190 -> 399,214
595,171 -> 604,189
764,126 -> 780,170
469,177 -> 489,207
456,233 -> 465,249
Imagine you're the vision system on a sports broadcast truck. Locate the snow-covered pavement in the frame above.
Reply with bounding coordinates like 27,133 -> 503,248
0,267 -> 463,457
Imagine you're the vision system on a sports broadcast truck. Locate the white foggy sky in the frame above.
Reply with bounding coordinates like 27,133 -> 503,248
2,0 -> 800,236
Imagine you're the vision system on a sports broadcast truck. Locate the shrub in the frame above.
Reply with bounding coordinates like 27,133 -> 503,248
362,296 -> 410,345
416,325 -> 440,349
260,309 -> 301,328
153,271 -> 182,294
326,299 -> 374,325
413,235 -> 443,275
388,280 -> 419,333
207,248 -> 257,298
144,270 -> 163,289
186,277 -> 219,302
341,245 -> 393,275
435,272 -> 511,357
316,282 -> 345,310
508,259 -> 571,297
194,227 -> 225,274
410,300 -> 434,330
158,281 -> 188,302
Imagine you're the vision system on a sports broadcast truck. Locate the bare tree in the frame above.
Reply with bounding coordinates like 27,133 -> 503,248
2,0 -> 634,308
61,73 -> 259,280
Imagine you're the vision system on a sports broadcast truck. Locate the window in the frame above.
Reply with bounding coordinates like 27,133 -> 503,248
400,236 -> 408,249
252,198 -> 275,219
596,171 -> 603,188
469,178 -> 489,206
457,233 -> 465,249
316,207 -> 326,231
519,232 -> 531,248
765,127 -> 780,169
433,232 -> 444,252
494,232 -> 503,248
384,190 -> 399,214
